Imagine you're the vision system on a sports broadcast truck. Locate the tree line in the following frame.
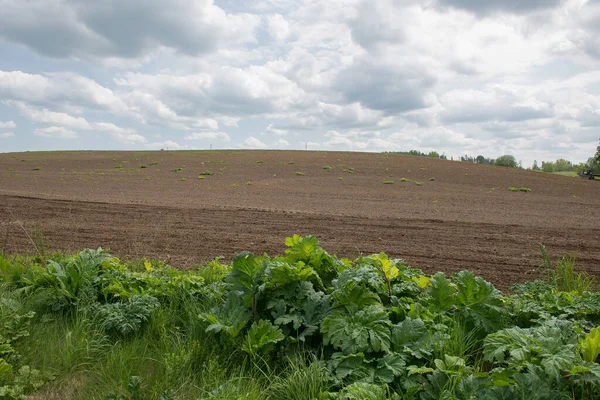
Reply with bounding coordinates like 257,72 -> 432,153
386,138 -> 600,174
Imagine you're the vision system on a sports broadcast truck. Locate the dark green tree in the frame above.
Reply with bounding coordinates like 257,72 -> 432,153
494,155 -> 518,168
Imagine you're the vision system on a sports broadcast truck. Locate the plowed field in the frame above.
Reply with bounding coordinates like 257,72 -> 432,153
1,150 -> 599,288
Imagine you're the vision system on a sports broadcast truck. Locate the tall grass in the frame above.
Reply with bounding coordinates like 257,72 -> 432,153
539,244 -> 595,294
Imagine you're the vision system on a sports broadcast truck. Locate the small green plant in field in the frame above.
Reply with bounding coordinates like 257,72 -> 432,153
414,181 -> 424,186
322,166 -> 332,170
400,178 -> 410,182
8,168 -> 14,171
296,171 -> 304,176
198,176 -> 205,180
383,180 -> 394,184
338,177 -> 343,180
140,164 -> 148,169
145,176 -> 151,180
247,181 -> 252,185
198,170 -> 213,176
288,161 -> 295,165
429,177 -> 436,181
149,161 -> 159,166
32,167 -> 41,171
179,178 -> 186,181
343,168 -> 354,173
172,168 -> 183,173
115,164 -> 123,169
508,187 -> 531,192
231,183 -> 239,187
256,160 -> 264,164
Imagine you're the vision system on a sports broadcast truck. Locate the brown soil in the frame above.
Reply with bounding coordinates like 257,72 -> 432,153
1,150 -> 599,289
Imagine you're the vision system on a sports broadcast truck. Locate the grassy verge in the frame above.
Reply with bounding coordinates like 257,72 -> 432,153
1,237 -> 599,399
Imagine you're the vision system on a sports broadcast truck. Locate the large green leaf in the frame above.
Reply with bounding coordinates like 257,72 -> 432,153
321,305 -> 391,355
453,270 -> 505,333
241,320 -> 285,356
579,326 -> 600,362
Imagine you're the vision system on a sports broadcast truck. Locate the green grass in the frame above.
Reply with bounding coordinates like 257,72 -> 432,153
140,164 -> 148,169
383,180 -> 394,184
171,168 -> 183,173
322,166 -> 332,170
400,178 -> 410,182
296,171 -> 304,176
508,187 -> 532,192
414,181 -> 424,186
552,171 -> 578,177
198,170 -> 214,176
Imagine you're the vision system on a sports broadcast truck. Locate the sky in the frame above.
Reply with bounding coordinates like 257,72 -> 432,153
0,0 -> 599,167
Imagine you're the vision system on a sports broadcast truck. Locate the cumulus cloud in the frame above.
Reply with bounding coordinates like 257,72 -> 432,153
34,126 -> 77,139
435,0 -> 565,15
243,136 -> 267,149
0,132 -> 15,138
0,120 -> 16,129
145,140 -> 189,150
0,0 -> 260,61
184,131 -> 231,141
0,0 -> 598,165
276,138 -> 290,147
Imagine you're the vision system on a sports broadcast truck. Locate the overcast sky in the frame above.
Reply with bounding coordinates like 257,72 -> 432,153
0,0 -> 599,166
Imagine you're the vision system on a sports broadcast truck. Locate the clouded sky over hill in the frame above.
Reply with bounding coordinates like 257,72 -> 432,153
0,0 -> 599,166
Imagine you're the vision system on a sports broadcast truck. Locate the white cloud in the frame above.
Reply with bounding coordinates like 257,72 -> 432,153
263,124 -> 288,136
276,138 -> 290,147
266,14 -> 291,42
0,132 -> 15,138
34,126 -> 77,138
145,140 -> 189,150
0,0 -> 261,61
184,131 -> 231,141
0,120 -> 16,129
243,136 -> 267,149
0,0 -> 598,166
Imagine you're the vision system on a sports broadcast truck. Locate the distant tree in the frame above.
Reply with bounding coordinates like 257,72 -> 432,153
594,138 -> 600,173
554,158 -> 573,172
428,151 -> 440,158
495,155 -> 518,168
542,161 -> 554,173
532,160 -> 540,171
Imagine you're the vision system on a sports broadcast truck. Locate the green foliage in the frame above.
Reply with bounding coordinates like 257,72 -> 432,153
508,187 -> 532,192
383,180 -> 394,184
495,154 -> 519,168
171,168 -> 183,172
93,295 -> 159,337
539,244 -> 595,294
322,166 -> 332,170
579,326 -> 600,362
322,305 -> 391,355
198,170 -> 213,175
241,320 -> 285,356
296,171 -> 304,175
1,238 -> 599,398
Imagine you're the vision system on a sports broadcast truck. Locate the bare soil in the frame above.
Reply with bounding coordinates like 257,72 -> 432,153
1,150 -> 599,289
